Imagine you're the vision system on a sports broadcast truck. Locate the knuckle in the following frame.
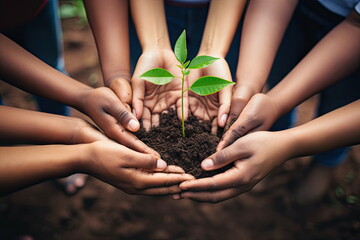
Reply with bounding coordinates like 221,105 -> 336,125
210,194 -> 220,204
116,109 -> 131,124
214,150 -> 230,166
133,180 -> 146,190
145,155 -> 157,169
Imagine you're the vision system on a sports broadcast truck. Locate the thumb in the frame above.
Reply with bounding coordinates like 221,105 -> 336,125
202,143 -> 246,171
109,77 -> 132,111
124,150 -> 167,171
104,98 -> 140,132
217,86 -> 232,127
131,75 -> 145,120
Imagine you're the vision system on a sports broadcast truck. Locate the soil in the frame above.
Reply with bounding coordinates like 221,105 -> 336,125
135,109 -> 230,178
0,15 -> 359,240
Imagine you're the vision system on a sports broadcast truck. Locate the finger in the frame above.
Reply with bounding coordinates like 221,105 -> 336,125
217,87 -> 232,128
217,114 -> 261,151
131,76 -> 145,120
109,77 -> 132,108
151,113 -> 160,128
122,149 -> 166,171
141,107 -> 152,131
211,118 -> 218,135
133,171 -> 195,189
180,167 -> 245,191
224,87 -> 253,131
104,101 -> 140,132
180,188 -> 241,203
104,123 -> 159,156
163,165 -> 186,174
139,185 -> 183,195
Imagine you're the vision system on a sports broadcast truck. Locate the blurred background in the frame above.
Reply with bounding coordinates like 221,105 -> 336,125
0,1 -> 359,239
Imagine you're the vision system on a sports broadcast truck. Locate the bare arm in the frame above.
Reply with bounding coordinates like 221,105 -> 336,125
188,0 -> 246,129
0,105 -> 107,145
178,100 -> 360,203
219,11 -> 360,149
130,0 -> 183,128
84,0 -> 132,107
0,140 -> 194,197
268,11 -> 360,116
0,34 -> 158,154
226,0 -> 298,127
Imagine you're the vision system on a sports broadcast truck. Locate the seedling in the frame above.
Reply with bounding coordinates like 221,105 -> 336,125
139,30 -> 234,137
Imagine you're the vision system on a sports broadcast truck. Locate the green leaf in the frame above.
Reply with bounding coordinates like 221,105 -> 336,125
346,195 -> 358,204
139,68 -> 175,85
189,76 -> 234,96
188,55 -> 219,69
60,4 -> 78,19
184,69 -> 190,76
183,60 -> 190,68
174,30 -> 187,64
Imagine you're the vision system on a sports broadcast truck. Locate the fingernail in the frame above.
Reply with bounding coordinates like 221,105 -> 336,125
128,119 -> 140,131
220,114 -> 228,126
132,108 -> 137,116
201,159 -> 214,170
173,194 -> 181,200
156,159 -> 167,169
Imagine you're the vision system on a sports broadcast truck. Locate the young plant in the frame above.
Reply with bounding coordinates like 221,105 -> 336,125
139,30 -> 234,137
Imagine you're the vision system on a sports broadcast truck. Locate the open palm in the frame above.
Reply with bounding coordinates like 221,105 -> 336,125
132,48 -> 188,130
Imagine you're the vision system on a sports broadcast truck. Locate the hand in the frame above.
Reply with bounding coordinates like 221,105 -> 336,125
109,77 -> 132,111
68,117 -> 109,144
224,84 -> 258,130
83,141 -> 194,195
77,87 -> 158,155
177,131 -> 294,203
188,57 -> 233,133
217,93 -> 280,151
132,48 -> 186,130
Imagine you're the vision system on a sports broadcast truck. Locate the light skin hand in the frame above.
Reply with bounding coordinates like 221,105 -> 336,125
188,57 -> 233,133
84,141 -> 194,195
77,87 -> 159,156
132,48 -> 187,131
177,131 -> 294,203
217,93 -> 280,151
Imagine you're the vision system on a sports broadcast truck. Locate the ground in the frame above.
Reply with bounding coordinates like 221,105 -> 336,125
0,17 -> 359,240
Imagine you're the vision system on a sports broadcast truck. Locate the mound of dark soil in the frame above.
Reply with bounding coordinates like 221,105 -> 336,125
135,109 -> 231,178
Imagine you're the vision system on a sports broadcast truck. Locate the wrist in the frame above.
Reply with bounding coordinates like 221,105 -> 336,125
74,87 -> 95,113
73,143 -> 94,174
103,71 -> 131,88
197,49 -> 226,59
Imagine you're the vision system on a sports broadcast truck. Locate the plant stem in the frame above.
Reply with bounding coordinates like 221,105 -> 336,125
181,69 -> 185,137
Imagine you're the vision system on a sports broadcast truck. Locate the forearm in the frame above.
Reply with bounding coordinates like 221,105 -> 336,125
130,0 -> 171,50
198,0 -> 246,57
269,13 -> 360,116
0,34 -> 92,109
0,144 -> 88,196
84,0 -> 131,86
0,106 -> 90,145
287,100 -> 360,158
236,0 -> 298,92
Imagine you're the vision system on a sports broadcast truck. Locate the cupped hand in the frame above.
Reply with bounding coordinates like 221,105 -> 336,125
132,48 -> 187,131
224,83 -> 258,130
177,131 -> 295,203
77,87 -> 158,155
188,57 -> 233,133
217,93 -> 280,151
108,76 -> 132,111
84,141 -> 194,195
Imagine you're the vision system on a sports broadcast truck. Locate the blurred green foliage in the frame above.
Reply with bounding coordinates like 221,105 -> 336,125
59,0 -> 87,27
